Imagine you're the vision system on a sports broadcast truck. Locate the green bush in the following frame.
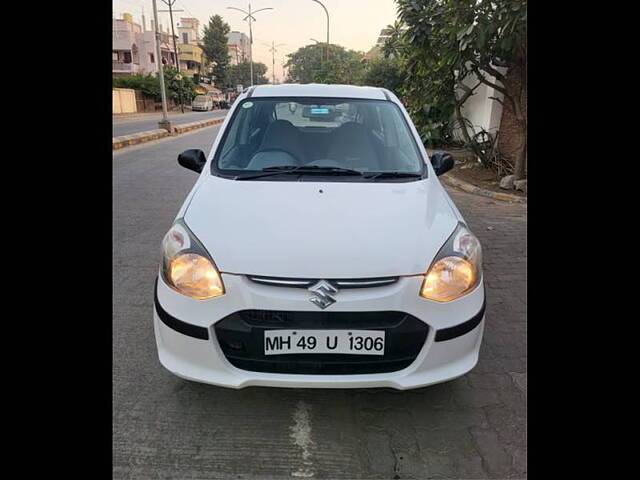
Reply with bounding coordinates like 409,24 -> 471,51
113,74 -> 160,100
112,66 -> 199,103
361,57 -> 406,97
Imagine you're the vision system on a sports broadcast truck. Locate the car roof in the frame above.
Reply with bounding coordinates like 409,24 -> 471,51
248,83 -> 389,100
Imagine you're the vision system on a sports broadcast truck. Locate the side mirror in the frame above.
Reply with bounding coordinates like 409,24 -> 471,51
430,152 -> 454,176
178,149 -> 206,173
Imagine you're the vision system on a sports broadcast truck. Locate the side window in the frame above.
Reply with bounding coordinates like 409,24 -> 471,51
389,105 -> 419,165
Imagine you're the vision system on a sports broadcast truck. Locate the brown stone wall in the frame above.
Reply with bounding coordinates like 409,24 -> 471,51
497,64 -> 527,173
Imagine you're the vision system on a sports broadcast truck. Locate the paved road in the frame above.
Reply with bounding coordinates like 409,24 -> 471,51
113,127 -> 527,479
112,109 -> 227,137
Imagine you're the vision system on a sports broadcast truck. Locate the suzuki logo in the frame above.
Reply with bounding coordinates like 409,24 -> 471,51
308,280 -> 338,310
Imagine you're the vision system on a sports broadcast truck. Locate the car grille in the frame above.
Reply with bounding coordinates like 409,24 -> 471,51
214,310 -> 429,375
246,275 -> 399,289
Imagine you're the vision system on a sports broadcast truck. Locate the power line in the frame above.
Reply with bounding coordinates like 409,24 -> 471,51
263,40 -> 286,84
176,0 -> 196,19
119,0 -> 144,7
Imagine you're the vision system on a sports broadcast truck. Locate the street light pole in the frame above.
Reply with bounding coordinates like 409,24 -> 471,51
227,3 -> 274,87
264,41 -> 286,84
159,0 -> 185,113
310,37 -> 324,64
311,0 -> 329,61
152,0 -> 172,132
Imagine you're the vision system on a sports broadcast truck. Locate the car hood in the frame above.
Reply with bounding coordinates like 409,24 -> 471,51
184,176 -> 459,278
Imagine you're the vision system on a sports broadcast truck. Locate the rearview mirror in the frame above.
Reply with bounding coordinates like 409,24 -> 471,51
178,149 -> 206,173
430,152 -> 454,176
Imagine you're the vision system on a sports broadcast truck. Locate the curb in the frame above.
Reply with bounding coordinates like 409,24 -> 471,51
174,117 -> 224,134
112,129 -> 169,150
441,173 -> 527,204
112,117 -> 225,150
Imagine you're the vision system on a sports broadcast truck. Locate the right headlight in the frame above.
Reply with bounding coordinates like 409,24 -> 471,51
160,220 -> 225,300
420,222 -> 482,302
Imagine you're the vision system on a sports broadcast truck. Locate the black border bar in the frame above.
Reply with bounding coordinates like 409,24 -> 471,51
154,278 -> 210,340
435,296 -> 487,342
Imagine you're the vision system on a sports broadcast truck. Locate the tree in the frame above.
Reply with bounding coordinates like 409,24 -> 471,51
113,74 -> 160,100
312,50 -> 366,85
163,65 -> 198,101
362,57 -> 406,97
284,44 -> 324,84
202,15 -> 231,88
396,0 -> 527,178
285,44 -> 366,85
228,60 -> 269,88
112,67 -> 198,103
381,20 -> 405,59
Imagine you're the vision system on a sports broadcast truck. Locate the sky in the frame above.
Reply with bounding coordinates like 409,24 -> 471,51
113,0 -> 399,83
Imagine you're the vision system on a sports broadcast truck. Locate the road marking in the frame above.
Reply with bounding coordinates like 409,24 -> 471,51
289,400 -> 315,478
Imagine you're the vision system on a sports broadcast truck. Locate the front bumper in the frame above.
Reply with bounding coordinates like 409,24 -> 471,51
153,274 -> 485,390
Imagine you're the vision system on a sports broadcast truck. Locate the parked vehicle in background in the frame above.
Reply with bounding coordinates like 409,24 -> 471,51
154,84 -> 485,390
192,95 -> 215,111
219,100 -> 231,109
207,91 -> 223,109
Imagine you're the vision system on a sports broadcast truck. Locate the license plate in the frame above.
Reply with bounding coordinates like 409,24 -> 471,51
264,329 -> 385,355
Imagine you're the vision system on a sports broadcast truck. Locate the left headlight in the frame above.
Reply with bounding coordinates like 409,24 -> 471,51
420,222 -> 482,302
160,220 -> 225,299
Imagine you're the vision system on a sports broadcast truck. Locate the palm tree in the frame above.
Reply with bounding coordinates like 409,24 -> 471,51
382,21 -> 405,59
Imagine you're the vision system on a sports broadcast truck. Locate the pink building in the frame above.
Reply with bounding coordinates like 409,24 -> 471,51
112,13 -> 178,77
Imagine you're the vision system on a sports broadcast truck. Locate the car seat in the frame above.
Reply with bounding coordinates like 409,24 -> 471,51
326,122 -> 382,171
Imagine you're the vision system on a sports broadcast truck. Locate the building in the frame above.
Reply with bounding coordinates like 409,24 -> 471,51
227,31 -> 249,65
112,13 -> 178,77
113,13 -> 142,76
177,18 -> 204,77
375,27 -> 393,48
362,26 -> 396,63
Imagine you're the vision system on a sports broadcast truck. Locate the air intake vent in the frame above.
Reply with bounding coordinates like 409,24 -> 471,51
247,275 -> 399,289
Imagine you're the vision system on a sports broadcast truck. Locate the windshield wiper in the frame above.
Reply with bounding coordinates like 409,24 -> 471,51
233,165 -> 305,180
363,172 -> 424,180
292,166 -> 364,175
234,165 -> 364,180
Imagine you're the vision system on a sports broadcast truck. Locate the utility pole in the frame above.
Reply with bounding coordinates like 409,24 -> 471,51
152,0 -> 172,132
159,0 -> 185,113
227,3 -> 274,86
264,41 -> 285,84
311,0 -> 329,62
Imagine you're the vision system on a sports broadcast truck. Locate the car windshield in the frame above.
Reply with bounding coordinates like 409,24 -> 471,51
214,97 -> 425,175
194,96 -> 208,102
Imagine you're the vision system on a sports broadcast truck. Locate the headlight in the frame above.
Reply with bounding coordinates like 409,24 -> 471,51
420,222 -> 482,302
160,220 -> 225,299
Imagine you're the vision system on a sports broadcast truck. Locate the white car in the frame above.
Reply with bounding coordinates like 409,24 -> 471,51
191,95 -> 214,111
154,84 -> 485,390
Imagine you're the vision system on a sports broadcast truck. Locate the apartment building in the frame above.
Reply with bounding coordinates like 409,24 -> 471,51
177,18 -> 204,77
112,13 -> 178,77
227,31 -> 249,65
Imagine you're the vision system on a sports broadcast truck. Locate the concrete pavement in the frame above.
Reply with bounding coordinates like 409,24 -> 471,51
113,127 -> 527,479
112,109 -> 227,137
